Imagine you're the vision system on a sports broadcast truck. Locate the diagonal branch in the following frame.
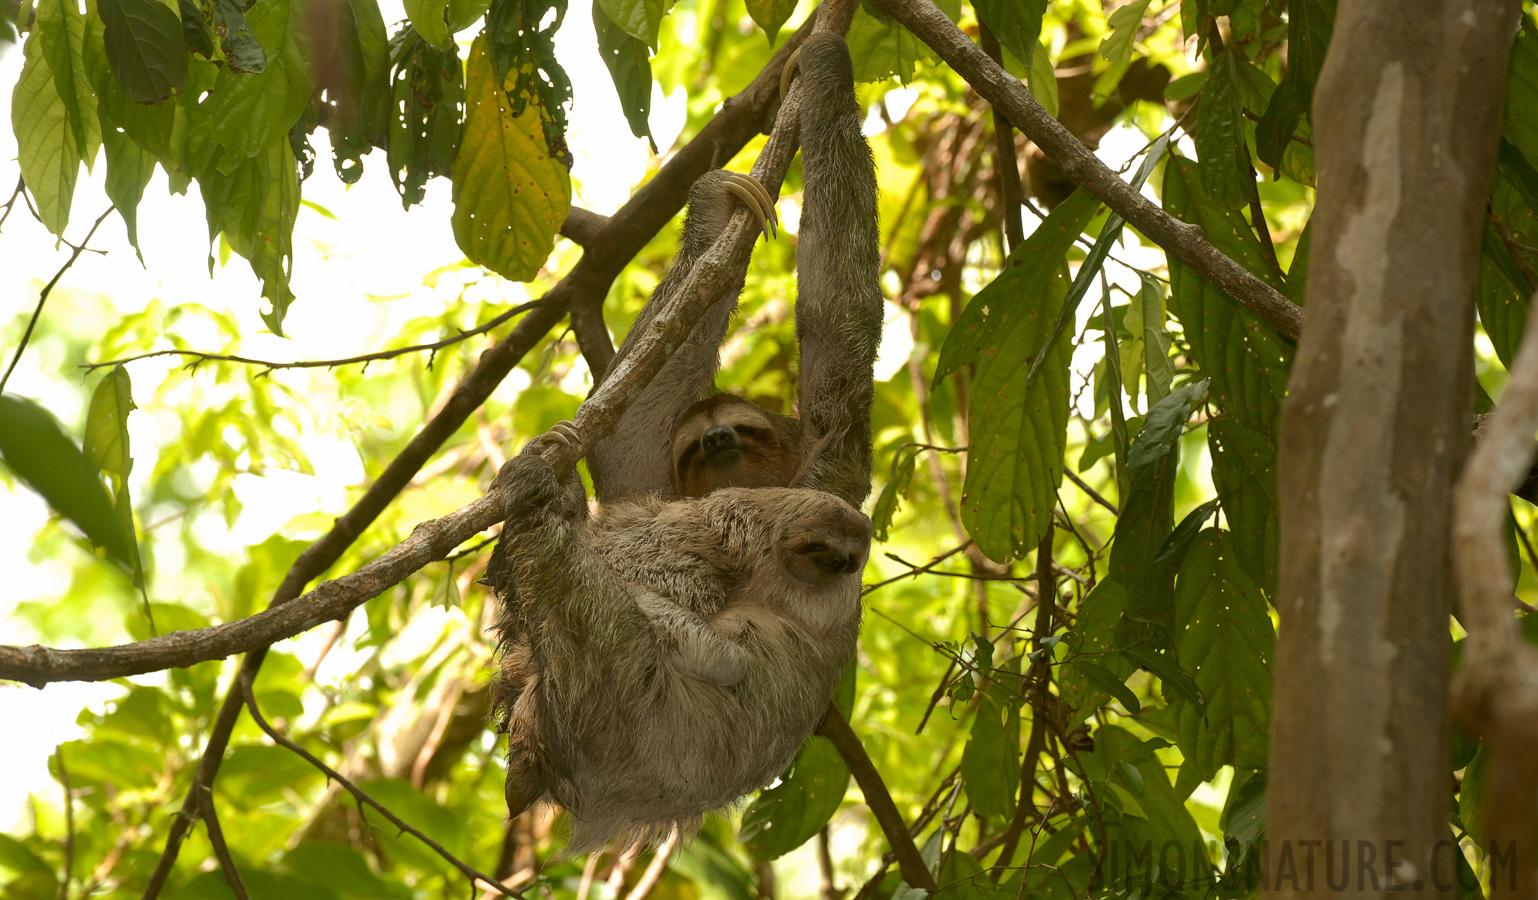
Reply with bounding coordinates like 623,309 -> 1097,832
866,0 -> 1304,343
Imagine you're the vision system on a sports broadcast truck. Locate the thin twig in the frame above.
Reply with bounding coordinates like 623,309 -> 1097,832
1,206 -> 114,394
197,785 -> 250,900
242,679 -> 519,896
0,176 -> 24,231
56,747 -> 73,900
83,301 -> 544,376
1062,469 -> 1118,515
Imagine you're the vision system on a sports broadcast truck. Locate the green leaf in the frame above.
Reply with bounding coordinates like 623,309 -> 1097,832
595,0 -> 666,48
1069,660 -> 1139,713
1111,380 -> 1207,637
1163,156 -> 1290,429
0,395 -> 133,565
1255,0 -> 1331,172
322,0 -> 391,183
102,123 -> 158,255
961,685 -> 1019,819
38,0 -> 102,165
1127,272 -> 1173,407
744,0 -> 794,42
593,0 -> 655,151
446,0 -> 491,31
206,0 -> 313,168
98,0 -> 188,102
177,0 -> 216,57
1059,578 -> 1134,724
12,24 -> 85,236
1192,48 -> 1249,211
1026,36 -> 1056,117
1208,415 -> 1278,594
1153,497 -> 1219,567
1171,529 -> 1274,793
213,0 -> 267,72
974,0 -> 1043,68
199,137 -> 301,333
871,444 -> 918,541
452,36 -> 571,282
387,28 -> 463,208
403,0 -> 450,49
846,0 -> 958,84
739,736 -> 850,860
1478,217 -> 1533,368
1098,0 -> 1150,64
84,365 -> 135,480
1459,746 -> 1488,849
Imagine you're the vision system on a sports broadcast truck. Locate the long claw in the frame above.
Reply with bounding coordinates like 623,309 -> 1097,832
780,46 -> 804,103
721,171 -> 779,240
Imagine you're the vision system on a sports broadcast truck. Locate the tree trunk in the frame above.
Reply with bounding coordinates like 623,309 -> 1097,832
1267,2 -> 1519,899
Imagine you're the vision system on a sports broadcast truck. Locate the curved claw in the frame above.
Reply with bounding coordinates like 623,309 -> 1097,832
780,45 -> 803,104
720,171 -> 780,240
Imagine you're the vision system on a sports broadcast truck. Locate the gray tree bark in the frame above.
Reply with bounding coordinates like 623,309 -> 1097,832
1267,2 -> 1520,899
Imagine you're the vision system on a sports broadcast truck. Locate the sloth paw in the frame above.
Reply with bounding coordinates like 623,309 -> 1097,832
718,171 -> 779,240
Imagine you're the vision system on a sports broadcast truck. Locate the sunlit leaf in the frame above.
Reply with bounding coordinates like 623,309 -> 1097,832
403,0 -> 450,49
594,0 -> 654,151
595,0 -> 666,48
744,0 -> 793,42
0,395 -> 132,565
452,36 -> 571,282
1099,0 -> 1150,64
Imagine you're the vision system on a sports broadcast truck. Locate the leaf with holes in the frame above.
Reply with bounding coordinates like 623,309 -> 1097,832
593,0 -> 654,150
452,36 -> 571,282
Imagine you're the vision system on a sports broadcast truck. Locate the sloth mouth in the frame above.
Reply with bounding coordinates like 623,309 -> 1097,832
701,447 -> 745,469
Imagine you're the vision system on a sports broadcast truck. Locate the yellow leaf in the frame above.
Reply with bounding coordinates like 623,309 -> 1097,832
452,37 -> 571,283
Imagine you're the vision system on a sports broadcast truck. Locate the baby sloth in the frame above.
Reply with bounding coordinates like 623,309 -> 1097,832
488,434 -> 870,850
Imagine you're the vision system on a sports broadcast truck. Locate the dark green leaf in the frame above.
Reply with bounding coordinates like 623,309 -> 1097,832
177,0 -> 216,56
0,395 -> 133,564
213,0 -> 267,72
1126,379 -> 1206,477
1070,660 -> 1140,713
1208,415 -> 1278,594
1192,48 -> 1249,211
199,138 -> 301,333
1059,578 -> 1133,724
1171,530 -> 1274,794
593,0 -> 655,151
102,124 -> 157,255
1479,218 -> 1533,368
961,685 -> 1019,819
973,0 -> 1043,68
387,28 -> 463,208
1153,497 -> 1219,566
98,0 -> 188,102
322,0 -> 391,183
1219,769 -> 1265,848
739,736 -> 850,860
1121,645 -> 1203,710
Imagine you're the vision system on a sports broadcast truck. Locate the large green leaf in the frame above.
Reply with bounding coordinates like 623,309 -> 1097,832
1098,0 -> 1150,64
739,736 -> 850,860
451,36 -> 571,282
0,395 -> 133,565
98,0 -> 188,102
594,0 -> 654,151
846,0 -> 958,84
1192,49 -> 1249,211
205,0 -> 314,170
1255,0 -> 1332,172
322,0 -> 391,183
12,25 -> 85,235
1171,529 -> 1274,794
403,0 -> 451,49
1163,156 -> 1290,430
102,123 -> 157,254
1503,15 -> 1538,166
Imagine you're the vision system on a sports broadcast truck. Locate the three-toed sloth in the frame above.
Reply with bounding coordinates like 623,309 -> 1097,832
485,32 -> 883,851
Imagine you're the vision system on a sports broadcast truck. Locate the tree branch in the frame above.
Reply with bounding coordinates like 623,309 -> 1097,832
818,707 -> 937,893
1,205 -> 114,394
1453,289 -> 1538,898
866,0 -> 1304,343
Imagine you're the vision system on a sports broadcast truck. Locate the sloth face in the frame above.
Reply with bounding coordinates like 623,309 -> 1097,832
670,394 -> 800,497
776,498 -> 872,586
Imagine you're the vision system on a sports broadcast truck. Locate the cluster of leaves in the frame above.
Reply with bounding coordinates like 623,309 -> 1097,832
6,0 -> 1538,899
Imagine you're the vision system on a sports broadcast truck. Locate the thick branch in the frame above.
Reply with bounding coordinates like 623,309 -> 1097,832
866,0 -> 1304,343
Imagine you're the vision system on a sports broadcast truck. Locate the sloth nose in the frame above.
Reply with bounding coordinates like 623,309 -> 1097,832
805,543 -> 855,576
702,425 -> 737,451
